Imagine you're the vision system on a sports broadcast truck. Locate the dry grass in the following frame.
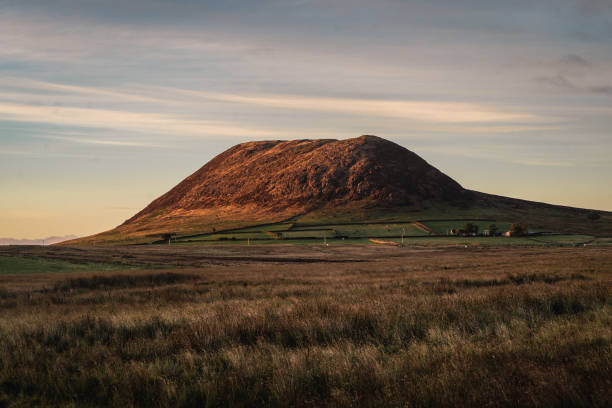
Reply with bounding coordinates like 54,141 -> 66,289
0,246 -> 611,407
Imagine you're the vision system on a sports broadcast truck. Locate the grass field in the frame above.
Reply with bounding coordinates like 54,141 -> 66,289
150,208 -> 609,247
290,200 -> 612,238
170,217 -> 592,246
176,221 -> 429,243
174,230 -> 600,247
177,236 -> 604,247
0,245 -> 610,407
421,220 -> 511,235
529,234 -> 594,244
0,255 -> 127,275
384,235 -> 607,247
323,223 -> 426,238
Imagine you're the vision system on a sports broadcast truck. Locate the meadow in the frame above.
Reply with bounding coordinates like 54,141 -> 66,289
170,216 -> 600,246
0,244 -> 610,407
0,256 -> 127,275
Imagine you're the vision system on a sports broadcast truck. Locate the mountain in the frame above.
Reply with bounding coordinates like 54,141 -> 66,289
128,135 -> 466,218
65,135 -> 611,245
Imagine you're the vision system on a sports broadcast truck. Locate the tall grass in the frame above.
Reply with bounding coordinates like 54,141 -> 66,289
0,248 -> 610,407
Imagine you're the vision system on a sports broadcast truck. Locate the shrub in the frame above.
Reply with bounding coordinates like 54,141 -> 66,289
587,212 -> 600,221
463,223 -> 478,234
510,223 -> 527,236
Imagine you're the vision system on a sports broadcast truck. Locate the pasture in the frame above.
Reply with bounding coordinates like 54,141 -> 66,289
169,216 -> 598,246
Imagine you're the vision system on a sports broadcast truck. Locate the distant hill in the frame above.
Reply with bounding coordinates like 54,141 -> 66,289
1,235 -> 78,246
64,135 -> 612,245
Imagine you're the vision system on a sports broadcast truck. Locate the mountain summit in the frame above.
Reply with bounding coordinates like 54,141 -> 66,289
127,135 -> 463,224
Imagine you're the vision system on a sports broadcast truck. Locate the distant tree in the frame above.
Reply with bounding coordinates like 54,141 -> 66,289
212,227 -> 216,233
488,224 -> 498,233
161,233 -> 175,244
510,223 -> 527,236
587,212 -> 600,221
463,223 -> 478,234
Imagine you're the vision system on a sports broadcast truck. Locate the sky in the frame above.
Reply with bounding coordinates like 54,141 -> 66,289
1,0 -> 611,239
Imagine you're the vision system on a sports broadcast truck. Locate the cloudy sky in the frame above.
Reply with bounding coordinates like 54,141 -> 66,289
1,0 -> 611,239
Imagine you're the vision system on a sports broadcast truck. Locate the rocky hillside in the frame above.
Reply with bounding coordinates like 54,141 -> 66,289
125,135 -> 464,225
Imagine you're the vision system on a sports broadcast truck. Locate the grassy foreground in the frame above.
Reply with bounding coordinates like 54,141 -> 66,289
0,246 -> 610,407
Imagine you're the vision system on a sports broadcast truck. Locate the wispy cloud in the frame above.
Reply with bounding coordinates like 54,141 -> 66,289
6,76 -> 535,128
534,73 -> 577,90
0,77 -> 168,104
0,77 -> 547,145
512,159 -> 574,167
159,88 -> 538,124
558,54 -> 591,68
590,85 -> 612,95
0,102 -> 295,138
418,145 -> 575,167
532,54 -> 612,97
43,135 -> 167,148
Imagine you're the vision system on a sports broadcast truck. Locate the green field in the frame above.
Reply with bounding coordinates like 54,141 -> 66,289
176,221 -> 429,243
421,220 -> 511,235
232,223 -> 295,232
0,256 -> 127,275
281,230 -> 333,239
182,232 -> 274,242
294,223 -> 427,238
167,215 -> 607,247
385,236 -> 570,246
179,238 -> 374,246
529,235 -> 594,244
594,237 -> 612,246
176,223 -> 295,242
173,236 -> 608,247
